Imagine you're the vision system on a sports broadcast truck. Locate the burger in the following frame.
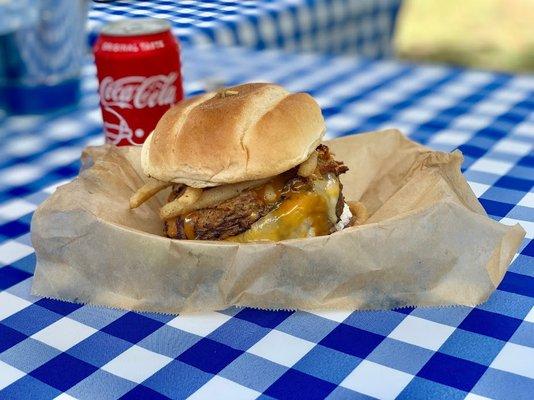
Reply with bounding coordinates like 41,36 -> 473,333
129,83 -> 359,242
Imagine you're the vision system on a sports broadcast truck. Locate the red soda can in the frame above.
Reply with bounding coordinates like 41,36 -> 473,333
93,18 -> 184,146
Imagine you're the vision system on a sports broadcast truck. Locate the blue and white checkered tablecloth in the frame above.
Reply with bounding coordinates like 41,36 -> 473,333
0,46 -> 533,399
88,0 -> 402,57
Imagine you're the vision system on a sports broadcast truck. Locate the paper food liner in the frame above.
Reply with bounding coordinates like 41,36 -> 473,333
31,130 -> 525,313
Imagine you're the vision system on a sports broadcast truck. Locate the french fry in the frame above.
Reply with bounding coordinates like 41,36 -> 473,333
159,179 -> 269,220
297,151 -> 318,177
130,179 -> 173,209
159,187 -> 203,220
348,201 -> 368,226
193,179 -> 269,210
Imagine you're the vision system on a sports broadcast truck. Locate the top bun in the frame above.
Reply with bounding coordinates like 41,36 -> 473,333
141,82 -> 325,187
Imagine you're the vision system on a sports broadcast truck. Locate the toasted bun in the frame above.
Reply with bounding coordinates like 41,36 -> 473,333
141,83 -> 325,187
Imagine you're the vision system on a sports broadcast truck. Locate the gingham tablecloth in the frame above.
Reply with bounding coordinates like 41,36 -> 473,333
0,46 -> 533,399
88,0 -> 402,57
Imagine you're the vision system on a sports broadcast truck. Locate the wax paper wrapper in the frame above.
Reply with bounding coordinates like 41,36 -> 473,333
31,129 -> 525,313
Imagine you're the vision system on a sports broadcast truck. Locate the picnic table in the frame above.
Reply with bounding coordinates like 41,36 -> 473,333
88,0 -> 402,57
0,45 -> 532,399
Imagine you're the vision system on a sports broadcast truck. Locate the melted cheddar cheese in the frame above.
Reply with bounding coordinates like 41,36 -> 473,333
227,173 -> 340,242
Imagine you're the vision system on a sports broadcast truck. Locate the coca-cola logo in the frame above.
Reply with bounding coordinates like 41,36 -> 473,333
99,73 -> 177,109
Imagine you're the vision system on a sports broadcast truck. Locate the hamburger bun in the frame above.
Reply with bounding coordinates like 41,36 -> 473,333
141,82 -> 325,187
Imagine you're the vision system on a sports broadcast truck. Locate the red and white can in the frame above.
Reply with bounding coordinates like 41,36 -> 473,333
93,18 -> 184,146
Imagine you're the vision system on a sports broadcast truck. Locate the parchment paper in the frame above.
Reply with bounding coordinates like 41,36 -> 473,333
31,129 -> 525,313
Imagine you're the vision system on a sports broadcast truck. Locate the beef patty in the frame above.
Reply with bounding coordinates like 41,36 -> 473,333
164,145 -> 348,240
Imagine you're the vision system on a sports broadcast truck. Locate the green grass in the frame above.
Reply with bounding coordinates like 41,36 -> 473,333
395,0 -> 534,73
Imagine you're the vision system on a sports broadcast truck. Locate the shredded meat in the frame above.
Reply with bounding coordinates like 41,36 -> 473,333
316,144 -> 349,176
336,182 -> 345,218
165,190 -> 274,240
165,145 -> 348,240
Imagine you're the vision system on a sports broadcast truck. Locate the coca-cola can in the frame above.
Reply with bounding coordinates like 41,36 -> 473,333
93,18 -> 184,146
